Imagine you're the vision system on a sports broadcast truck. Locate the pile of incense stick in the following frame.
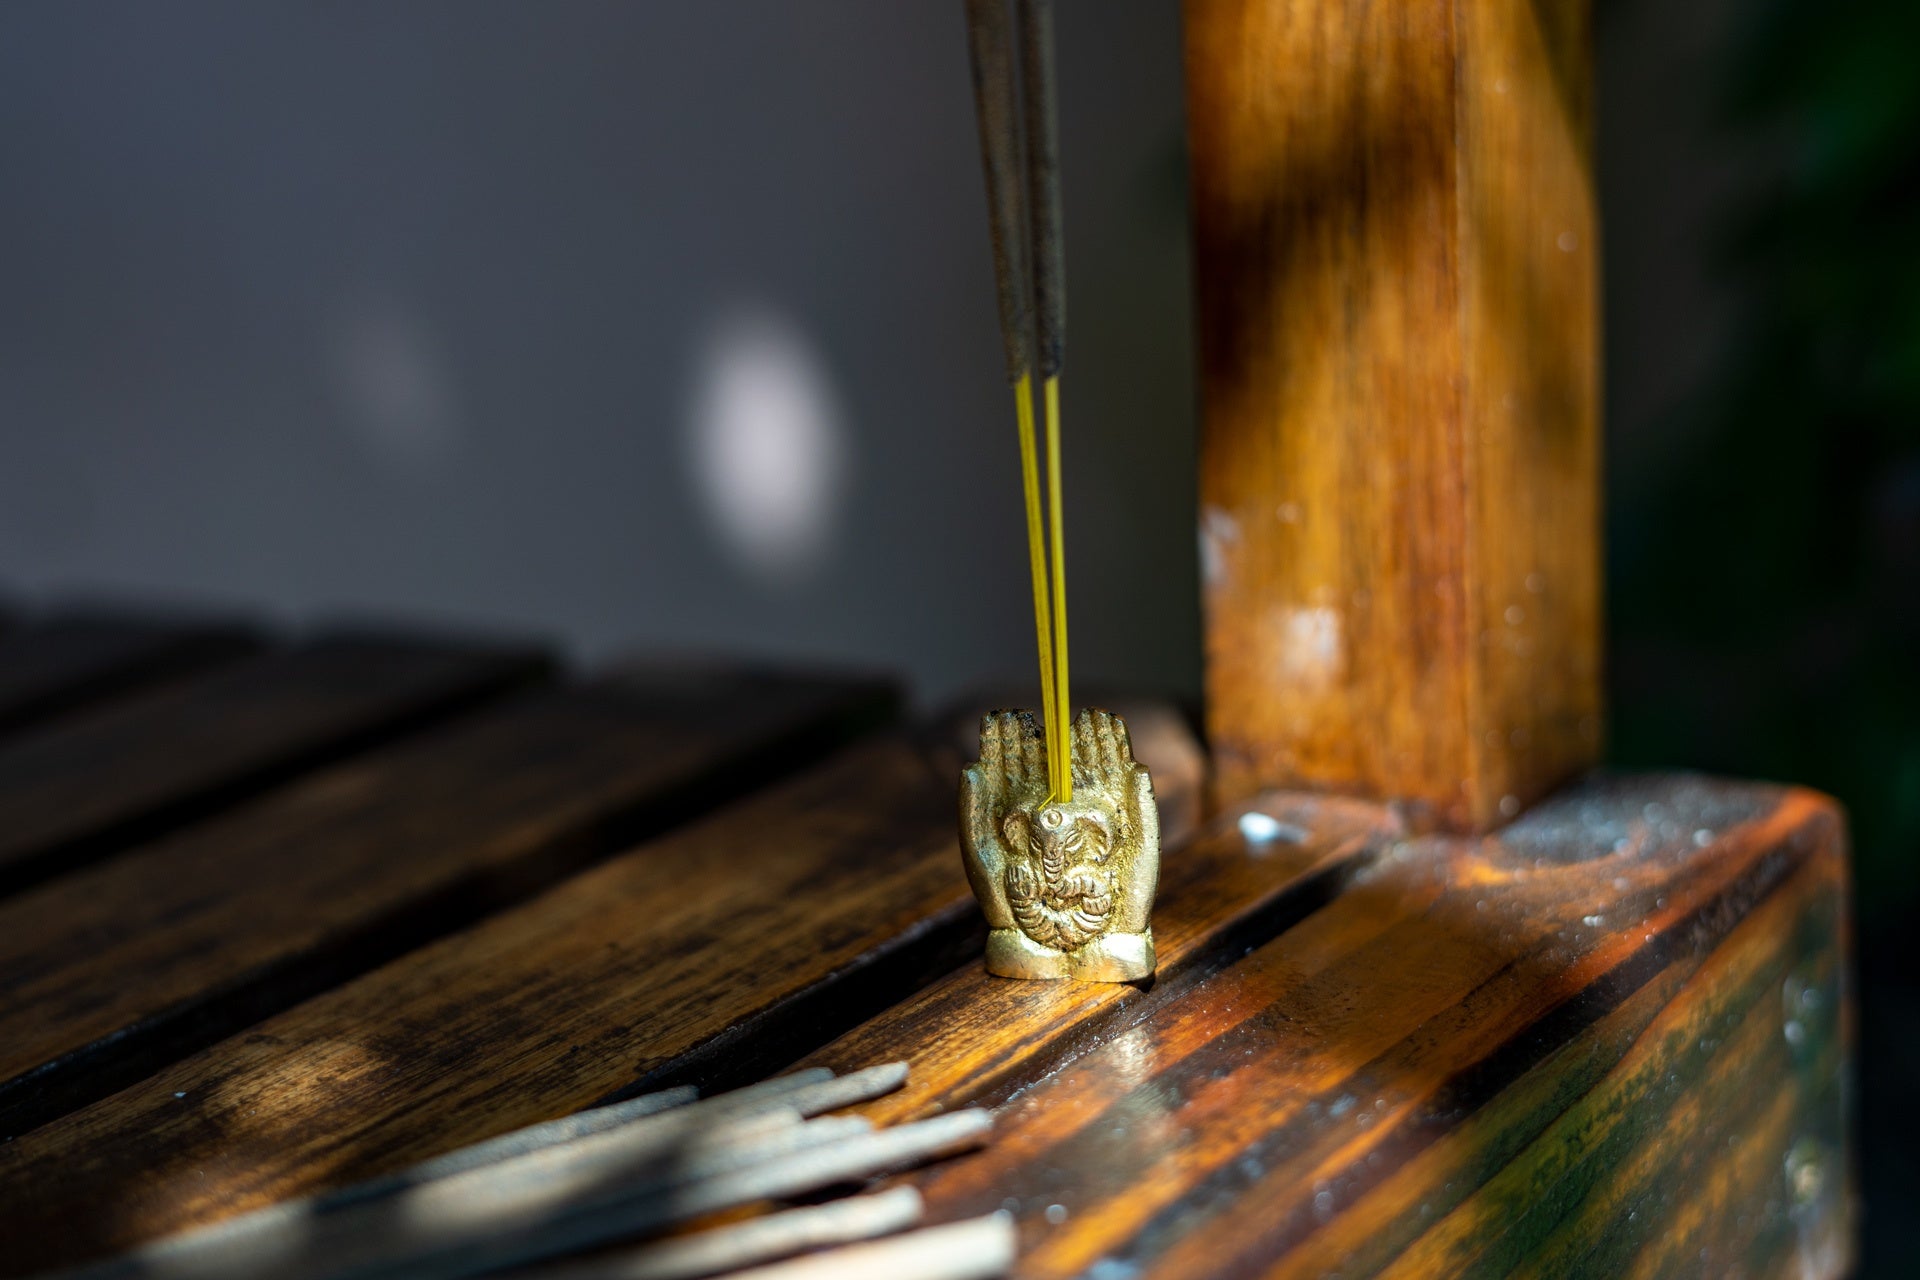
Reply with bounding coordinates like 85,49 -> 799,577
50,1064 -> 1012,1280
965,0 -> 1075,803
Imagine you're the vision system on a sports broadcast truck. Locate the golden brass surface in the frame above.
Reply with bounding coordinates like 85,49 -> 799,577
960,708 -> 1158,982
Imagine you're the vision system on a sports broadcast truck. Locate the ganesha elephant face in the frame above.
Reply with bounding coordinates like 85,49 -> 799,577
1002,801 -> 1119,951
1004,800 -> 1115,876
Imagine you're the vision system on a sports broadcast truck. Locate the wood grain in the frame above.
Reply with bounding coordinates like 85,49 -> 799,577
0,610 -> 259,737
0,633 -> 547,896
0,669 -> 895,1139
1188,0 -> 1601,830
898,776 -> 1849,1279
803,791 -> 1398,1127
0,736 -> 977,1278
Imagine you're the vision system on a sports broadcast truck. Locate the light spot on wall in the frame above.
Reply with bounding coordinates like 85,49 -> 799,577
330,290 -> 460,474
684,303 -> 849,585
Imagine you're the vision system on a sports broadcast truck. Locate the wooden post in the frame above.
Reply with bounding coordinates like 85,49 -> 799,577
1187,0 -> 1601,830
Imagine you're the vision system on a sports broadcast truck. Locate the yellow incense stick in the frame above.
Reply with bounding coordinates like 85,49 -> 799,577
966,0 -> 1071,800
1014,372 -> 1058,798
1043,374 -> 1070,801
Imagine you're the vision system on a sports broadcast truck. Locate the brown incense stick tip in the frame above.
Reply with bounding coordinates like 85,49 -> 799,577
1016,0 -> 1064,378
963,0 -> 1033,385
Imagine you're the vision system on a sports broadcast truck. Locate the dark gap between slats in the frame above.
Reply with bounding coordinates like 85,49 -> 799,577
607,903 -> 990,1105
624,831 -> 1372,1121
0,682 -> 899,1140
0,621 -> 262,741
0,655 -> 550,901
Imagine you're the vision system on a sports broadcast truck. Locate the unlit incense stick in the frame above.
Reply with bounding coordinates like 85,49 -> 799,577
965,0 -> 1058,795
963,0 -> 1073,799
1015,0 -> 1064,383
53,1066 -> 914,1280
342,1109 -> 995,1280
721,1214 -> 1016,1280
962,0 -> 1033,390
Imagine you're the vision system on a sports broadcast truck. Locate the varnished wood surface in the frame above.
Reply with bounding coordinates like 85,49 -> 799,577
0,736 -> 976,1278
0,610 -> 259,737
805,791 -> 1398,1127
1188,0 -> 1601,831
896,777 -> 1849,1279
0,615 -> 1850,1279
0,670 -> 894,1139
0,634 -> 546,896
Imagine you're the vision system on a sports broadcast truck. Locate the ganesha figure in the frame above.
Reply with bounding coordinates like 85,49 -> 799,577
960,707 -> 1158,982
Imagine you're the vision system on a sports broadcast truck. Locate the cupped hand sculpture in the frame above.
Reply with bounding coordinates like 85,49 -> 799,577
961,708 -> 1158,982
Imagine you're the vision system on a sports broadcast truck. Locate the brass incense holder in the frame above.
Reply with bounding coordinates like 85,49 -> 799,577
961,708 -> 1158,982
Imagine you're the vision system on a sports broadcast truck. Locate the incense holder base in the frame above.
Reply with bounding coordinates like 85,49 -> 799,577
985,927 -> 1155,983
961,708 -> 1160,984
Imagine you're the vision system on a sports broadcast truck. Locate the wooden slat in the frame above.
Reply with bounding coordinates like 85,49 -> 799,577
896,777 -> 1849,1279
0,668 -> 896,1139
0,735 -> 978,1279
803,792 -> 1398,1128
0,611 -> 260,737
0,633 -> 548,896
1188,0 -> 1602,830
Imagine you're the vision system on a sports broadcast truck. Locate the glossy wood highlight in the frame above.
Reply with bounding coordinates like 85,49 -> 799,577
903,777 -> 1849,1279
1187,0 -> 1602,830
803,792 -> 1397,1127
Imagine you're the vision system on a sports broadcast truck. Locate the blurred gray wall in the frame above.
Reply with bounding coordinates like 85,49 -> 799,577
0,0 -> 1750,707
0,1 -> 1198,705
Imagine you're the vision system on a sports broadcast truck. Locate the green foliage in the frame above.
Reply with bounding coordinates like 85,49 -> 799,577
1608,0 -> 1920,928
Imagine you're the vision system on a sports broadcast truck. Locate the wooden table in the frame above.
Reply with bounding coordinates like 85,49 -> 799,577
0,606 -> 1851,1279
